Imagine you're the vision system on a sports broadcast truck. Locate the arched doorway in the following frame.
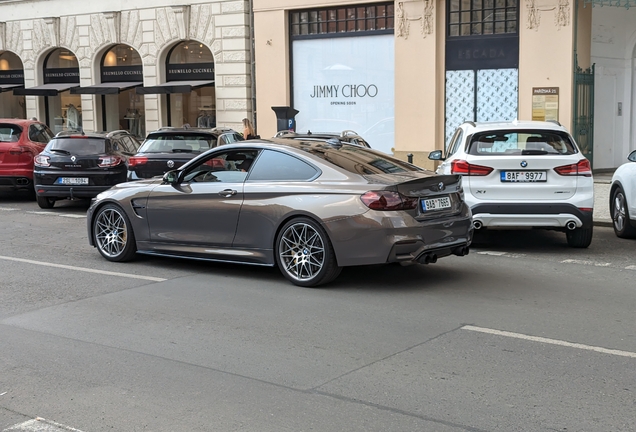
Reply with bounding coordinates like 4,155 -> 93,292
0,51 -> 26,118
72,44 -> 144,137
137,40 -> 215,127
15,48 -> 81,133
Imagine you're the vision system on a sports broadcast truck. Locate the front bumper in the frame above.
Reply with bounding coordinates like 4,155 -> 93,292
471,203 -> 594,229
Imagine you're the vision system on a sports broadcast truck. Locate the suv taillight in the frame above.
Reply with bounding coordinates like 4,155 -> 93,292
360,191 -> 417,211
128,156 -> 148,167
451,160 -> 494,176
554,159 -> 592,177
34,154 -> 50,167
98,155 -> 123,167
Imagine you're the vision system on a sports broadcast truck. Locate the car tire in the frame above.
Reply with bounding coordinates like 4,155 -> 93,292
36,195 -> 55,209
610,187 -> 636,239
566,226 -> 593,248
275,217 -> 341,287
93,204 -> 137,262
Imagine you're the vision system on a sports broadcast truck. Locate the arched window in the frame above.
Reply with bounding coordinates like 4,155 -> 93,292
0,51 -> 26,118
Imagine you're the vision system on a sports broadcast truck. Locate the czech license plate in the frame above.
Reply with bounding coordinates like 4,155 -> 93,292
56,177 -> 89,185
421,196 -> 452,212
500,171 -> 546,182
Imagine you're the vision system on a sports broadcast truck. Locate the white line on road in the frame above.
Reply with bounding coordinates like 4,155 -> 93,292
58,214 -> 87,219
561,259 -> 611,267
0,255 -> 166,282
462,325 -> 636,359
0,207 -> 18,211
477,251 -> 507,256
25,211 -> 58,215
3,418 -> 85,432
626,265 -> 636,271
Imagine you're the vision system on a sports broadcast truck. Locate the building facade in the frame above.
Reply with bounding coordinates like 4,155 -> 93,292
0,0 -> 254,138
253,0 -> 635,169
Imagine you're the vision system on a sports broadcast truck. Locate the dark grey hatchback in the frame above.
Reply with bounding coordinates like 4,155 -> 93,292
33,130 -> 141,208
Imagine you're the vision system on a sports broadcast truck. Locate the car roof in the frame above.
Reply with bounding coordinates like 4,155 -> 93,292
0,118 -> 43,127
52,130 -> 132,140
147,126 -> 236,136
461,120 -> 568,133
274,130 -> 370,147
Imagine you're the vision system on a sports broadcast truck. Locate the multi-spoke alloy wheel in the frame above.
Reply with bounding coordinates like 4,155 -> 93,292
94,204 -> 137,261
611,187 -> 636,238
276,218 -> 341,287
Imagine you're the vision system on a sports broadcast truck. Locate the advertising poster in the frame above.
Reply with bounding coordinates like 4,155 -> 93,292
292,34 -> 395,154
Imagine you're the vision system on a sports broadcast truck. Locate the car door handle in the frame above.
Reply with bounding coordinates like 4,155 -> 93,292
219,189 -> 237,197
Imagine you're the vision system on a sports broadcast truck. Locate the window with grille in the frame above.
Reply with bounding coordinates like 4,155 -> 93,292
447,0 -> 518,37
290,2 -> 394,38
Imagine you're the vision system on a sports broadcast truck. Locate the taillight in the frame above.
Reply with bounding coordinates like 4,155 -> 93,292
554,159 -> 592,177
360,191 -> 417,211
98,155 -> 123,167
34,154 -> 50,167
128,156 -> 148,167
451,160 -> 494,176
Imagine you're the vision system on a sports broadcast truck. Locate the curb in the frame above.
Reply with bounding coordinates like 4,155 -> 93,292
594,219 -> 613,228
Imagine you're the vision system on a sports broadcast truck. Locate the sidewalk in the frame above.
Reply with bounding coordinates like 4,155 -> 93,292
593,169 -> 614,228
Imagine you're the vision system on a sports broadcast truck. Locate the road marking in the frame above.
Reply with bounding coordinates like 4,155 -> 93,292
4,418 -> 85,432
0,207 -> 18,211
58,214 -> 87,219
462,325 -> 636,359
25,211 -> 57,215
477,251 -> 507,256
561,259 -> 611,267
626,265 -> 636,271
0,255 -> 166,282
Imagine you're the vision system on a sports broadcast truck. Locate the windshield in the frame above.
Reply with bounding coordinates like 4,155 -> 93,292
49,138 -> 107,155
139,134 -> 216,153
0,124 -> 22,142
468,130 -> 578,156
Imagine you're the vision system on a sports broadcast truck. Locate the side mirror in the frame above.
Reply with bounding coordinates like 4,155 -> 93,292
428,150 -> 444,161
628,150 -> 636,162
163,170 -> 180,184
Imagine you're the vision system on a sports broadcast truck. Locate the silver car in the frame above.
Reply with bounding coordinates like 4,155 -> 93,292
87,139 -> 473,287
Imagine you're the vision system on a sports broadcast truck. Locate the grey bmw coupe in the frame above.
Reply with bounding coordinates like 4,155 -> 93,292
87,137 -> 473,287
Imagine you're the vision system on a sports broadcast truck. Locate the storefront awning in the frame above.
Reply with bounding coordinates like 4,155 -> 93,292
136,80 -> 214,95
13,83 -> 80,96
0,84 -> 23,93
71,81 -> 143,95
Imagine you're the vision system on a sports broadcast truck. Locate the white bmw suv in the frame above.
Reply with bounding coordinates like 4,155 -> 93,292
429,120 -> 594,248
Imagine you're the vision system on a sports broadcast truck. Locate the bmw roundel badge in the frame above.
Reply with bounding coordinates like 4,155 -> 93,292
167,160 -> 175,168
520,160 -> 528,168
438,182 -> 445,191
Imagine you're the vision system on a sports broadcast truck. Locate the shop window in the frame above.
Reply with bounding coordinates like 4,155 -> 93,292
447,0 -> 518,37
290,2 -> 394,38
44,49 -> 82,134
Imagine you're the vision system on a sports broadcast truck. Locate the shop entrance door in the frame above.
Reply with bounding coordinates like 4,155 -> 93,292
445,68 -> 518,146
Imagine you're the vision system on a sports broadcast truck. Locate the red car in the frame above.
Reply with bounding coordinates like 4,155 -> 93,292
0,119 -> 53,197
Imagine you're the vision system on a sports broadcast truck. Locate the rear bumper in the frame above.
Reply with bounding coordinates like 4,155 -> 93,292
35,184 -> 113,199
0,175 -> 33,191
471,203 -> 593,229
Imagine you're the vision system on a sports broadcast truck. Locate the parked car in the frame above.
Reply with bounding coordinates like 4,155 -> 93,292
128,126 -> 243,180
87,138 -> 473,287
609,150 -> 636,238
33,130 -> 141,208
274,129 -> 371,148
429,120 -> 594,248
0,118 -> 53,197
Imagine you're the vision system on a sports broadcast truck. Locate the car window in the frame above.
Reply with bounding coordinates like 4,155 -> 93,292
448,129 -> 464,156
0,124 -> 22,142
248,150 -> 319,182
183,149 -> 260,183
218,133 -> 242,146
139,134 -> 215,153
468,130 -> 577,156
29,124 -> 52,144
49,138 -> 106,155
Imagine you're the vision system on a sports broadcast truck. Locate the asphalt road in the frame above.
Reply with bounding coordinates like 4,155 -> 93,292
1,193 -> 635,432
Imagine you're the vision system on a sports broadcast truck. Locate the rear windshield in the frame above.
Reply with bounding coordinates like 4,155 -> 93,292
0,124 -> 22,142
468,130 -> 578,156
139,134 -> 216,153
49,138 -> 107,155
298,143 -> 421,175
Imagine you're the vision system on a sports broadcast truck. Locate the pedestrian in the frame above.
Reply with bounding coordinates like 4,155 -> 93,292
242,118 -> 257,139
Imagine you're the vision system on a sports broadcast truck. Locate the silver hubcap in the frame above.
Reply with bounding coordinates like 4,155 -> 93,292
279,223 -> 325,281
613,193 -> 626,232
95,208 -> 128,257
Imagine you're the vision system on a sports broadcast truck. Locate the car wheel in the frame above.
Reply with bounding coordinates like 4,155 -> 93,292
93,204 -> 137,262
36,195 -> 55,209
611,187 -> 636,239
566,226 -> 593,248
275,217 -> 341,287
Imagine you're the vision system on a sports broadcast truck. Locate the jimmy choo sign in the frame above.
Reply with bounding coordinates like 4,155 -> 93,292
310,84 -> 379,98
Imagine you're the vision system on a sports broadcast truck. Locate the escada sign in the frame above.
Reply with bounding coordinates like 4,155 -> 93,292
310,84 -> 378,98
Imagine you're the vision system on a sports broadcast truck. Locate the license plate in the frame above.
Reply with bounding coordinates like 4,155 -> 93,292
421,196 -> 452,211
56,177 -> 89,185
500,171 -> 546,182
